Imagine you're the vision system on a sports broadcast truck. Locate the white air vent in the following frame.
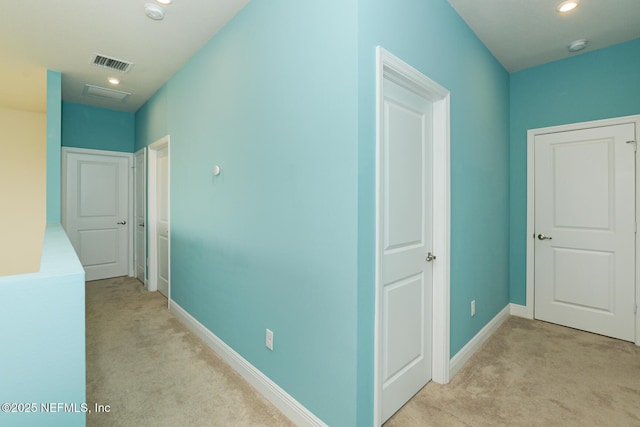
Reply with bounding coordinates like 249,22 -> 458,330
90,54 -> 134,73
83,84 -> 131,102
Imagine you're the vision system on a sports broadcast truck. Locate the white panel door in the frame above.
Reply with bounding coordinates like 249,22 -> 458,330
535,123 -> 636,341
380,78 -> 433,422
64,150 -> 130,281
134,148 -> 146,283
156,146 -> 169,297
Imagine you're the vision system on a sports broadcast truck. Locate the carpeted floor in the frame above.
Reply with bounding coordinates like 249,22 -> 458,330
85,276 -> 294,427
87,276 -> 640,427
386,316 -> 640,426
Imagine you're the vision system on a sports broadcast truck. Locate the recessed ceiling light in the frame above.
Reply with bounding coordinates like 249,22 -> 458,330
108,78 -> 120,85
144,3 -> 165,20
557,0 -> 580,13
156,0 -> 172,4
568,39 -> 588,52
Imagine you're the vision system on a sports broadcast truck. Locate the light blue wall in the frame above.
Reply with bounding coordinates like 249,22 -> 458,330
136,1 -> 359,425
62,102 -> 135,153
0,224 -> 86,427
509,38 -> 640,305
357,1 -> 510,400
46,70 -> 62,223
135,85 -> 169,151
136,1 -> 511,424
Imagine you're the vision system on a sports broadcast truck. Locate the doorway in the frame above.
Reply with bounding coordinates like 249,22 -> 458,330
526,115 -> 640,345
62,147 -> 133,281
148,136 -> 170,301
375,47 -> 451,425
134,147 -> 146,284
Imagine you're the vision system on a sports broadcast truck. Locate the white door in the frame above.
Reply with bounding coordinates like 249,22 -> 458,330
134,148 -> 146,283
63,149 -> 131,281
148,137 -> 170,299
380,77 -> 434,422
534,123 -> 636,341
156,146 -> 169,297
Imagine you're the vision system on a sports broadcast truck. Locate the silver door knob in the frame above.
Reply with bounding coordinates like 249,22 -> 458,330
537,233 -> 552,240
426,252 -> 436,262
117,220 -> 127,225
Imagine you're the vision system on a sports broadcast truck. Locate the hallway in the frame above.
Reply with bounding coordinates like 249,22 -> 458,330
85,277 -> 293,427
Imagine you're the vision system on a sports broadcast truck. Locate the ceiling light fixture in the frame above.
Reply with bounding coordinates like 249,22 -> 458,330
557,0 -> 580,13
156,0 -> 172,4
144,3 -> 165,20
568,39 -> 588,52
108,78 -> 120,85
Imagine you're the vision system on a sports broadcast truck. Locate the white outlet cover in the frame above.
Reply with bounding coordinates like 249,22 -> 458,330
265,329 -> 274,351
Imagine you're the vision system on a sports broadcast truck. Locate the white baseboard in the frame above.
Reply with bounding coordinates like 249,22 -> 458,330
170,300 -> 328,427
509,303 -> 530,318
449,304 -> 510,379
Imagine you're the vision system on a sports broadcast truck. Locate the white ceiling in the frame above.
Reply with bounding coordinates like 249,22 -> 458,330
0,0 -> 249,112
1,1 -> 638,113
448,0 -> 640,72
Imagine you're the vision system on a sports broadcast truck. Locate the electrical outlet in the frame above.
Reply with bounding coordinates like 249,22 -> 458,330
471,300 -> 476,317
265,329 -> 274,351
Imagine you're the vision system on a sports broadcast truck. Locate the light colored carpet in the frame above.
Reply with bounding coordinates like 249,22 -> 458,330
85,276 -> 295,427
87,277 -> 640,426
386,316 -> 640,426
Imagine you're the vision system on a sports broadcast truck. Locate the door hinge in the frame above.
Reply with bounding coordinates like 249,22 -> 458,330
635,304 -> 638,315
626,140 -> 637,151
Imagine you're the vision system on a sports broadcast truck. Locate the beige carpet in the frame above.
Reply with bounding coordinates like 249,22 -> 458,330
85,276 -> 294,427
386,316 -> 640,426
88,277 -> 640,426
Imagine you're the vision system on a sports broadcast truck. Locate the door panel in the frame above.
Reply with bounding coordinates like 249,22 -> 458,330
64,151 -> 130,281
156,147 -> 169,297
384,275 -> 424,380
79,161 -> 119,216
381,78 -> 433,422
534,123 -> 635,341
134,149 -> 146,283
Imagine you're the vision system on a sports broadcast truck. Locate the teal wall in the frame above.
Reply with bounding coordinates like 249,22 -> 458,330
357,0 -> 510,382
136,1 -> 512,424
46,70 -> 62,223
62,102 -> 135,153
136,1 -> 358,425
0,224 -> 86,427
509,38 -> 640,305
134,85 -> 169,151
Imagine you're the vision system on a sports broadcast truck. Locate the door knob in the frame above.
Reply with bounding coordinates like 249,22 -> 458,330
117,220 -> 127,225
537,233 -> 552,240
138,222 -> 145,227
426,252 -> 436,262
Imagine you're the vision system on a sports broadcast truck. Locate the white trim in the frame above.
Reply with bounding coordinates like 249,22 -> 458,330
147,136 -> 170,304
374,46 -> 451,426
170,300 -> 328,427
449,305 -> 510,378
526,114 -> 640,345
509,303 -> 528,318
134,147 -> 147,284
432,84 -> 451,386
61,147 -> 134,278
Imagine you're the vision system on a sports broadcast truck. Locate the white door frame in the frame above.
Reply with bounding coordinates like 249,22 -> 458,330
134,147 -> 147,285
374,47 -> 451,426
147,136 -> 170,303
525,114 -> 640,346
61,147 -> 134,278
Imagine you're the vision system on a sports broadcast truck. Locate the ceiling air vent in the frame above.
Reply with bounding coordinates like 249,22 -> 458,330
83,84 -> 131,102
90,54 -> 134,73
